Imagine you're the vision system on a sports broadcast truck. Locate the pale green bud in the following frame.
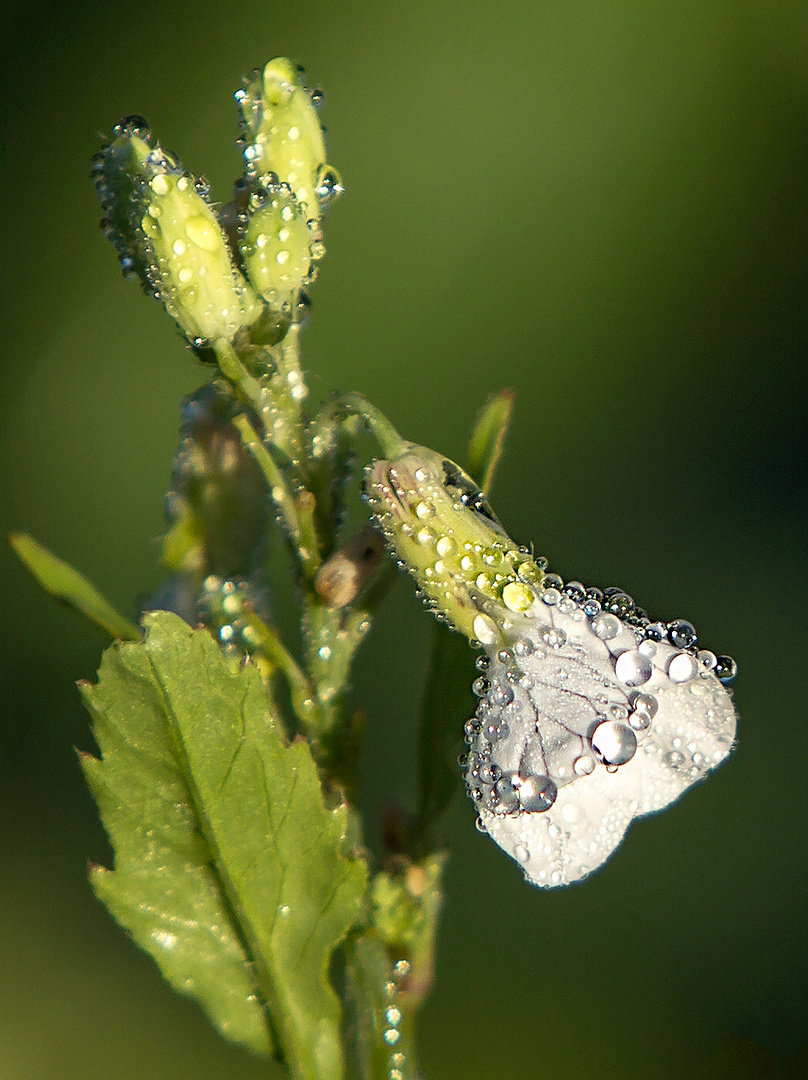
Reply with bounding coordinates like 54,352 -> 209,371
364,446 -> 544,644
236,59 -> 342,218
94,118 -> 262,345
238,183 -> 324,310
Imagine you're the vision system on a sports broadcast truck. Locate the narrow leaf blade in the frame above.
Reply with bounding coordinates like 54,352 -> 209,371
466,388 -> 515,494
10,532 -> 141,640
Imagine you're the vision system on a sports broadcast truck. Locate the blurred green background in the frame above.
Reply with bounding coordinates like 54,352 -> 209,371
2,1 -> 807,1077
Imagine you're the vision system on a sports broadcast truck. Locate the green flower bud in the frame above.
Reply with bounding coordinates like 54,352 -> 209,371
94,119 -> 262,345
364,446 -> 544,644
238,183 -> 324,311
236,59 -> 342,218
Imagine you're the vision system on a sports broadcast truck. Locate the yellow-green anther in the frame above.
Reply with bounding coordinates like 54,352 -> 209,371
363,446 -> 544,644
239,184 -> 323,309
236,58 -> 341,217
94,121 -> 262,345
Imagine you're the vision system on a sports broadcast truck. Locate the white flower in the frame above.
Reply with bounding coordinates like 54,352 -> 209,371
465,588 -> 737,887
365,446 -> 737,889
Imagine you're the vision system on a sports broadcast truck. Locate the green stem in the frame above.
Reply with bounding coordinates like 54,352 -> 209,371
242,609 -> 325,733
233,414 -> 320,577
309,392 -> 410,461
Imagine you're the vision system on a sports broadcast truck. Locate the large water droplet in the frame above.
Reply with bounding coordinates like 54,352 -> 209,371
186,215 -> 220,251
668,619 -> 698,649
517,773 -> 558,812
668,651 -> 698,683
614,649 -> 653,687
592,612 -> 621,640
591,720 -> 637,765
473,613 -> 497,645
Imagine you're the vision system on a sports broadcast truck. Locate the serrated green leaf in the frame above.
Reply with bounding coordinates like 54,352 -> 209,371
9,532 -> 141,640
466,388 -> 515,495
81,611 -> 368,1077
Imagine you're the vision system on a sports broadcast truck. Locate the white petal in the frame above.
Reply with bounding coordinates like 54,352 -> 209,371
465,596 -> 737,888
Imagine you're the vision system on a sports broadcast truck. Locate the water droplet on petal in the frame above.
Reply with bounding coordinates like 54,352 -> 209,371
668,619 -> 698,648
540,625 -> 567,649
614,649 -> 653,687
592,612 -> 621,640
473,613 -> 498,645
591,720 -> 637,765
668,651 -> 699,683
573,753 -> 596,776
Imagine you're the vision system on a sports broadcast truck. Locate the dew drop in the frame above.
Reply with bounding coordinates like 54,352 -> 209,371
592,613 -> 621,640
150,174 -> 170,196
614,649 -> 653,687
697,649 -> 717,670
494,774 -> 520,812
185,215 -> 219,251
514,842 -> 530,863
573,754 -> 596,776
714,655 -> 737,683
541,626 -> 567,649
668,651 -> 699,683
436,535 -> 456,557
502,581 -> 534,612
473,613 -> 498,645
591,720 -> 637,766
490,683 -> 514,706
668,619 -> 698,649
517,773 -> 557,812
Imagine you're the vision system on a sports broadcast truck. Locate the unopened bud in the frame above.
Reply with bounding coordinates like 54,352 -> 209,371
363,446 -> 543,643
236,58 -> 342,218
239,183 -> 324,311
95,122 -> 261,344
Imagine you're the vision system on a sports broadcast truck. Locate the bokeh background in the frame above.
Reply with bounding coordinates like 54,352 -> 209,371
2,1 -> 807,1077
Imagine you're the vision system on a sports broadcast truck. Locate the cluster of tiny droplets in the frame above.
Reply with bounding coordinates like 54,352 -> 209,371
461,568 -> 737,823
381,960 -> 410,1080
197,575 -> 262,657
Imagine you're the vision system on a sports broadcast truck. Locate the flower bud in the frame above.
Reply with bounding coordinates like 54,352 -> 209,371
238,182 -> 324,311
236,59 -> 342,218
363,446 -> 544,644
94,121 -> 261,344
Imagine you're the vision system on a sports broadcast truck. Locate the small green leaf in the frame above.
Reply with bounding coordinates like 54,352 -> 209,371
466,388 -> 515,495
9,533 -> 141,640
81,611 -> 367,1077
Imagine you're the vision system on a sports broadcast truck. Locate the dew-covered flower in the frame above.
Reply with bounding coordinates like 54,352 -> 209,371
365,445 -> 737,888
